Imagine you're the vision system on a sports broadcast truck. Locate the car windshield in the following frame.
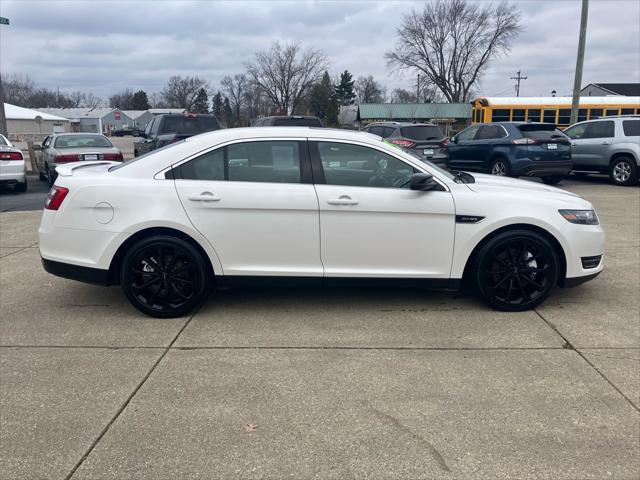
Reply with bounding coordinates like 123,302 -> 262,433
400,126 -> 444,141
54,135 -> 113,149
160,116 -> 220,135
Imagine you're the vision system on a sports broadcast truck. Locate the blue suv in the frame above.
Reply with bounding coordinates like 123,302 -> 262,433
447,122 -> 572,184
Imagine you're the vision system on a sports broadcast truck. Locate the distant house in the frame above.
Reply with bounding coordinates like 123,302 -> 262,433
4,103 -> 70,141
581,83 -> 640,97
356,103 -> 472,135
122,110 -> 154,130
37,107 -> 133,134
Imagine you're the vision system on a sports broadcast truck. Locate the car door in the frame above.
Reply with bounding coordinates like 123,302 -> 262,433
174,139 -> 322,277
566,121 -> 614,168
37,136 -> 51,171
473,125 -> 508,170
447,125 -> 481,170
311,140 -> 456,278
137,117 -> 158,155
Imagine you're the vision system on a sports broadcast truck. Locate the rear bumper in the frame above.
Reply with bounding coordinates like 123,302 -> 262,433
0,167 -> 26,184
515,160 -> 573,177
41,257 -> 110,286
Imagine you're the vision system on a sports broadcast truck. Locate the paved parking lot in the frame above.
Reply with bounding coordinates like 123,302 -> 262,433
0,180 -> 638,479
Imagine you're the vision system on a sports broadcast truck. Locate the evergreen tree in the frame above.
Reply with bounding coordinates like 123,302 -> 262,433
309,71 -> 339,127
334,70 -> 356,106
222,97 -> 234,127
212,91 -> 223,120
131,90 -> 151,110
192,88 -> 209,113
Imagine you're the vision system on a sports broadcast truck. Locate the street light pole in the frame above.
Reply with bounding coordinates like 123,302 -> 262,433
0,16 -> 10,137
570,0 -> 589,125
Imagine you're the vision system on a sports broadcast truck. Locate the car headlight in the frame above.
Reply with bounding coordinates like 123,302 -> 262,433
559,209 -> 599,225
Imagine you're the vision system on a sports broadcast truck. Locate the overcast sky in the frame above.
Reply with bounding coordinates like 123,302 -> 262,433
1,0 -> 639,102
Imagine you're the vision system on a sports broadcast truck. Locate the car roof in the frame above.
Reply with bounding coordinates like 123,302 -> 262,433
366,121 -> 437,127
570,116 -> 640,125
261,115 -> 320,120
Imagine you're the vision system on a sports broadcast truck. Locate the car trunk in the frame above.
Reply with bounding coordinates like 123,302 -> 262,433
518,124 -> 571,162
399,126 -> 447,159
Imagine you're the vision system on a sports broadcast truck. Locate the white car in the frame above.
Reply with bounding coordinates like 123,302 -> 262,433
39,127 -> 605,317
0,134 -> 27,192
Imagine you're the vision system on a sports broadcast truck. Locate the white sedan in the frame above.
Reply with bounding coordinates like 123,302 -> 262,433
39,127 -> 604,317
0,134 -> 27,192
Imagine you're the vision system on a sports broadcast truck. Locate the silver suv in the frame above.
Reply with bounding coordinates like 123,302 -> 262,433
564,116 -> 639,186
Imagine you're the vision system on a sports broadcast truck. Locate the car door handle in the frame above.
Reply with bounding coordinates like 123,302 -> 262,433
187,192 -> 220,202
327,195 -> 358,206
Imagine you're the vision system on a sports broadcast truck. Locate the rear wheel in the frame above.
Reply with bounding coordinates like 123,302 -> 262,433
541,175 -> 563,185
490,158 -> 510,177
15,178 -> 27,193
610,156 -> 638,186
120,235 -> 210,318
473,230 -> 559,311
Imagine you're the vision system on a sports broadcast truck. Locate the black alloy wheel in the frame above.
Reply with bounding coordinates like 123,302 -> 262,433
121,235 -> 210,318
473,230 -> 559,311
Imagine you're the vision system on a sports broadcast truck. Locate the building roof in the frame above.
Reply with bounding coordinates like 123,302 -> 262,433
4,103 -> 70,122
36,107 -> 122,120
583,83 -> 640,96
357,103 -> 471,121
122,110 -> 152,119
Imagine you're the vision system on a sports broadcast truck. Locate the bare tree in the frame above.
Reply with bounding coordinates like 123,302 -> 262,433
109,89 -> 135,109
245,41 -> 328,114
161,76 -> 209,110
386,0 -> 521,102
355,76 -> 386,104
221,73 -> 248,125
70,91 -> 103,108
1,74 -> 36,106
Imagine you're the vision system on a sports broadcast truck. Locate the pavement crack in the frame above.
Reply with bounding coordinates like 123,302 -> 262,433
535,309 -> 640,413
63,309 -> 200,480
368,404 -> 451,472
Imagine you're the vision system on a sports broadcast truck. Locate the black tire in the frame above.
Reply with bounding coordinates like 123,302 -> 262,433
490,157 -> 510,177
121,235 -> 211,318
610,156 -> 638,186
39,169 -> 46,181
541,175 -> 564,185
46,166 -> 55,187
472,230 -> 559,311
15,178 -> 27,193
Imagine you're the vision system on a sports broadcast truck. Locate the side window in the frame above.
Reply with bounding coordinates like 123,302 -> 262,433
622,120 -> 640,137
42,136 -> 52,148
180,141 -> 302,183
150,118 -> 161,135
476,125 -> 506,140
367,126 -> 384,136
564,124 -> 587,140
456,125 -> 480,141
585,121 -> 614,139
317,142 -> 416,189
144,118 -> 155,136
382,127 -> 396,138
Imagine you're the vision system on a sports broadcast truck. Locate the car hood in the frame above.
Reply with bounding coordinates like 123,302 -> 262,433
464,173 -> 579,198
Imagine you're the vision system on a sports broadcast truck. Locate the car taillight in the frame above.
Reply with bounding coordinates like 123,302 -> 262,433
45,186 -> 69,211
55,154 -> 80,163
0,151 -> 23,160
103,152 -> 123,161
389,139 -> 416,148
512,138 -> 537,145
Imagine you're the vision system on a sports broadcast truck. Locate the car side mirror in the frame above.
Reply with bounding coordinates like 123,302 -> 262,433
409,173 -> 439,191
32,144 -> 43,150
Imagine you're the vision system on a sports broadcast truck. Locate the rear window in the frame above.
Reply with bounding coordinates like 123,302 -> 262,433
518,126 -> 568,141
54,135 -> 113,149
160,116 -> 220,135
622,120 -> 640,137
399,126 -> 444,141
272,117 -> 322,127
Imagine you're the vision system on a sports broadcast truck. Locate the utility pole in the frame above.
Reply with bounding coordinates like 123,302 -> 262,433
510,70 -> 527,97
570,0 -> 589,125
0,16 -> 10,137
416,74 -> 420,103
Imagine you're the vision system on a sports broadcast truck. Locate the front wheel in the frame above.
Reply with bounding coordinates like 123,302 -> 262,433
121,235 -> 211,318
472,230 -> 559,311
610,156 -> 638,186
541,175 -> 564,185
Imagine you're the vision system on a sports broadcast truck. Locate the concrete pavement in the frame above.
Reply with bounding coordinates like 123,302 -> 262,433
0,182 -> 638,479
